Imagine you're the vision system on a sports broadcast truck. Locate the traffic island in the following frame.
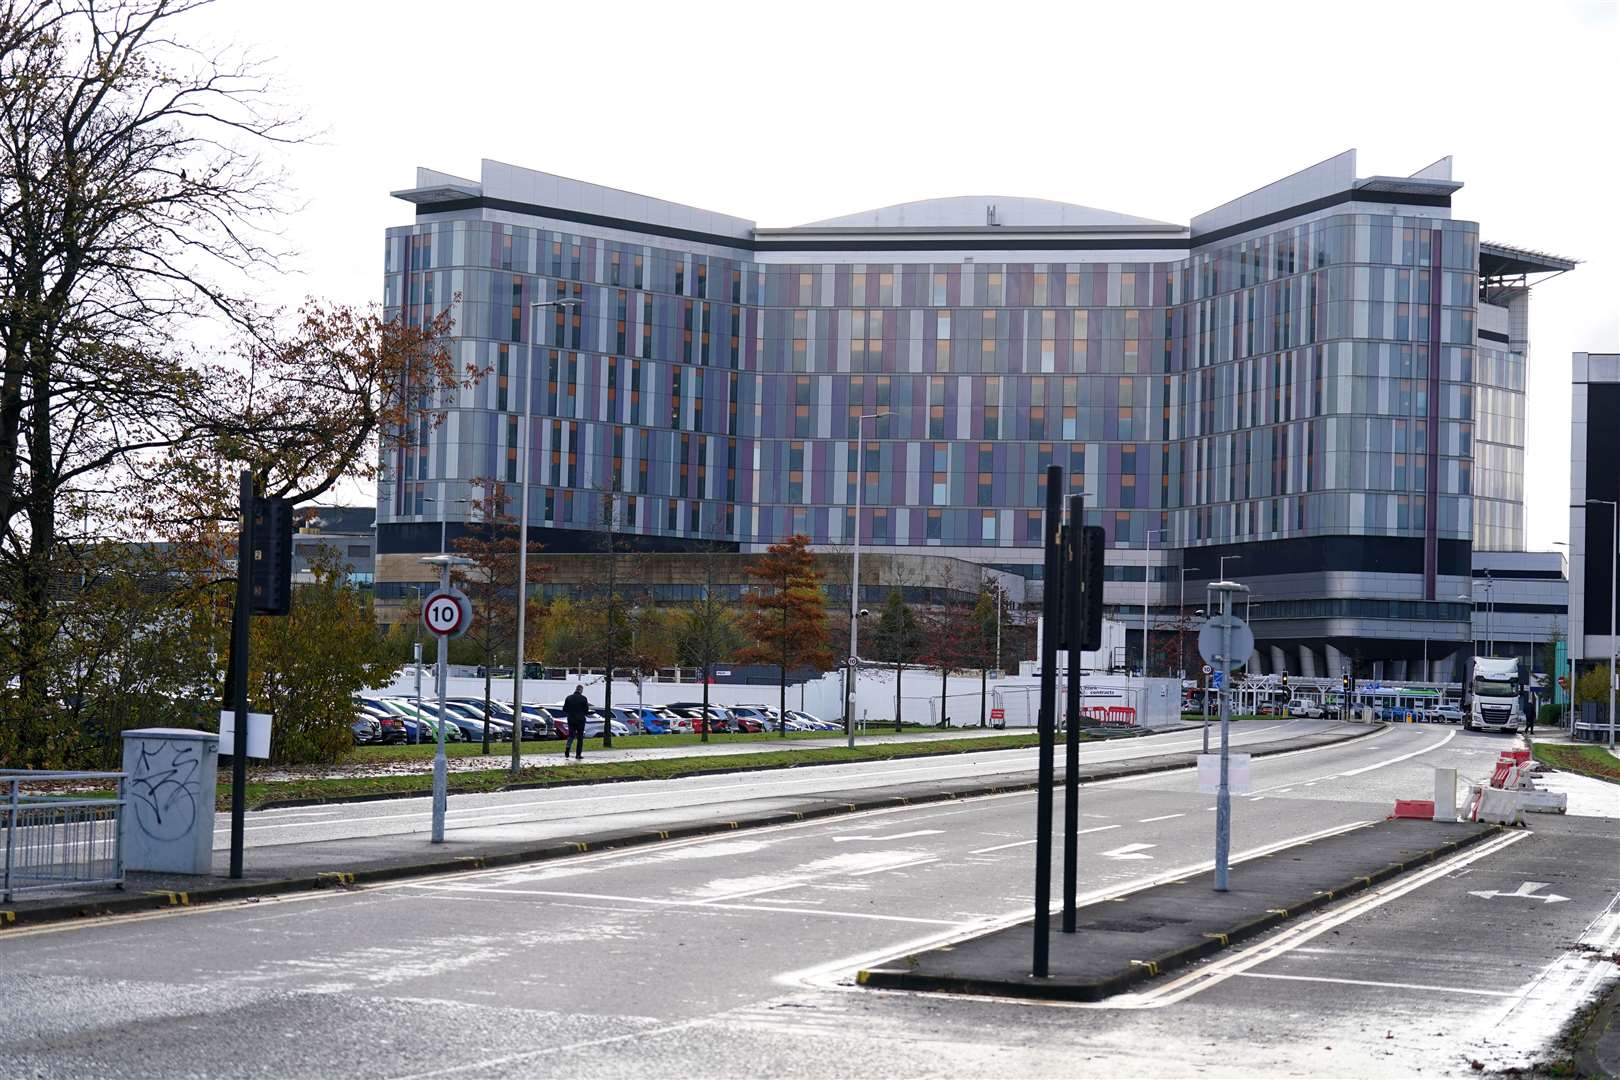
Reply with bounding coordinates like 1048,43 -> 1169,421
858,818 -> 1496,1002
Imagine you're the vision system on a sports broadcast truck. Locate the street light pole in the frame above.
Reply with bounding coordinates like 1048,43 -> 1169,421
1144,528 -> 1168,684
845,411 -> 889,749
509,297 -> 582,773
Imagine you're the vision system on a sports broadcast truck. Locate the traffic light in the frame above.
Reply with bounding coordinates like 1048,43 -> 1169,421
1281,672 -> 1290,689
1341,674 -> 1352,694
1077,525 -> 1106,652
249,496 -> 293,616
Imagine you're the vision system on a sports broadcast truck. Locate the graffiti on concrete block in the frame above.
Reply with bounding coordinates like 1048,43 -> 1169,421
128,739 -> 201,842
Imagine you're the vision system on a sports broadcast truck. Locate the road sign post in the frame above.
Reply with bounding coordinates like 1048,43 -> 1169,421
1198,582 -> 1250,892
1032,466 -> 1063,978
1062,495 -> 1084,934
420,566 -> 473,844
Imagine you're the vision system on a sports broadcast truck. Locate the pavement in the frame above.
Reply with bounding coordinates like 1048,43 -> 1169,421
3,722 -> 1616,1077
1,717 -> 1365,924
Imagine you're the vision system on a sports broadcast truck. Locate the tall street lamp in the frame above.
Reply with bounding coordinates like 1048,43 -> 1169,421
845,411 -> 889,749
1143,528 -> 1170,683
510,296 -> 584,773
422,494 -> 470,555
1589,499 -> 1618,749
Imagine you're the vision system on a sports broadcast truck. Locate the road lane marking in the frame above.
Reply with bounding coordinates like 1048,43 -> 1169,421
849,857 -> 937,876
385,1017 -> 713,1080
1334,728 -> 1456,776
968,824 -> 1121,855
1128,829 -> 1527,1007
1139,814 -> 1185,823
1470,885 -> 1620,1066
831,829 -> 944,842
785,817 -> 1379,995
1101,843 -> 1155,860
1468,880 -> 1570,904
405,883 -> 961,925
1232,971 -> 1516,997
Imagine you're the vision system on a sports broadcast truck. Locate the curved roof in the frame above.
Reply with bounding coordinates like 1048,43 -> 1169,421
797,195 -> 1180,232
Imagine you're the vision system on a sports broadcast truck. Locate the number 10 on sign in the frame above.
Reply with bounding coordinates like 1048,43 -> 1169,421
422,589 -> 473,638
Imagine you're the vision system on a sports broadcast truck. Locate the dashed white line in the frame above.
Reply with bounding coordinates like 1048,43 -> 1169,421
1139,814 -> 1185,823
969,824 -> 1120,855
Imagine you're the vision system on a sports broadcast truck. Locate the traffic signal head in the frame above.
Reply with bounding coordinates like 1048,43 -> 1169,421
250,496 -> 293,616
1281,672 -> 1289,687
1078,525 -> 1106,652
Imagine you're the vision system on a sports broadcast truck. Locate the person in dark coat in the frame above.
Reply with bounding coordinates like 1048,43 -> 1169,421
563,684 -> 590,759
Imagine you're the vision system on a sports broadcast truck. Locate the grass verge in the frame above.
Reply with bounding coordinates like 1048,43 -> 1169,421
226,732 -> 1044,810
1532,741 -> 1620,784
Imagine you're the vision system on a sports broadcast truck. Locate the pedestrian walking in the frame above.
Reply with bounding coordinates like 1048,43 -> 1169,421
563,684 -> 590,759
1524,703 -> 1536,738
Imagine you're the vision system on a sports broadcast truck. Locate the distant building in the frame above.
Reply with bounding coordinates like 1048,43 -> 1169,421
379,151 -> 1575,682
292,506 -> 374,589
1569,352 -> 1620,682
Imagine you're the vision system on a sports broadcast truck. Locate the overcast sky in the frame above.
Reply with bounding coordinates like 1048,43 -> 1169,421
192,0 -> 1617,552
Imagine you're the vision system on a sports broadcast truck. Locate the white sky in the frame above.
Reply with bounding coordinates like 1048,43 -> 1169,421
193,0 -> 1617,552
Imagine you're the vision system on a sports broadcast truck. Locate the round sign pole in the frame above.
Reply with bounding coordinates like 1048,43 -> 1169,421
420,562 -> 475,844
1201,581 -> 1250,892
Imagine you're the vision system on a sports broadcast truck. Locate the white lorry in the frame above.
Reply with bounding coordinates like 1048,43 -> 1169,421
1464,656 -> 1524,734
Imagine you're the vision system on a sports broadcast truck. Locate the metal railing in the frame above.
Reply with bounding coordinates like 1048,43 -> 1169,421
2,771 -> 126,902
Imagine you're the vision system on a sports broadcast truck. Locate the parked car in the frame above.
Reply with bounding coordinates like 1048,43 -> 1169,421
666,703 -> 733,733
350,716 -> 381,745
579,711 -> 630,738
1288,701 -> 1324,719
385,699 -> 469,743
521,704 -> 570,739
785,709 -> 836,731
1434,705 -> 1465,724
440,700 -> 515,741
636,707 -> 677,734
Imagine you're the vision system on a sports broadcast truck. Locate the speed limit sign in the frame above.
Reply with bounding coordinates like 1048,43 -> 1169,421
422,589 -> 472,638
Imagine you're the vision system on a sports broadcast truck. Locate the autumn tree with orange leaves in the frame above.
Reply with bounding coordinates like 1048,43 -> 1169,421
735,535 -> 838,736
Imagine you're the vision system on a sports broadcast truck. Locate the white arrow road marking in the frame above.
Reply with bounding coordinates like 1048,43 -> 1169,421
1468,880 -> 1569,904
831,829 -> 945,843
1102,842 -> 1156,860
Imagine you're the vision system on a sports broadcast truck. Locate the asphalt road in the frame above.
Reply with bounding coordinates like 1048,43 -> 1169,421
215,718 -> 1339,852
5,724 -> 1616,1078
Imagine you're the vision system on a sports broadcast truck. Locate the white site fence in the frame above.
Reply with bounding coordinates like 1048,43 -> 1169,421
2,771 -> 126,902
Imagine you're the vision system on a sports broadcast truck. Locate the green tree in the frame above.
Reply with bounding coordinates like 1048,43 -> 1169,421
249,555 -> 392,765
871,589 -> 924,732
736,535 -> 837,736
673,569 -> 744,742
451,479 -> 548,760
1575,662 -> 1612,714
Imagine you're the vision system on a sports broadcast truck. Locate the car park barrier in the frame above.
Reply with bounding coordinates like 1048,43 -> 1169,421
2,771 -> 125,902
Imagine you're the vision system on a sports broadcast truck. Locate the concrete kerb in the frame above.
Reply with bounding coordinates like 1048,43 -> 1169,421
856,821 -> 1500,1003
0,722 -> 1386,932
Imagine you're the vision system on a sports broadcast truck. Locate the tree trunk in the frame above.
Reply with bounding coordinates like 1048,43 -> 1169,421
603,661 -> 613,748
894,659 -> 903,733
481,665 -> 492,755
